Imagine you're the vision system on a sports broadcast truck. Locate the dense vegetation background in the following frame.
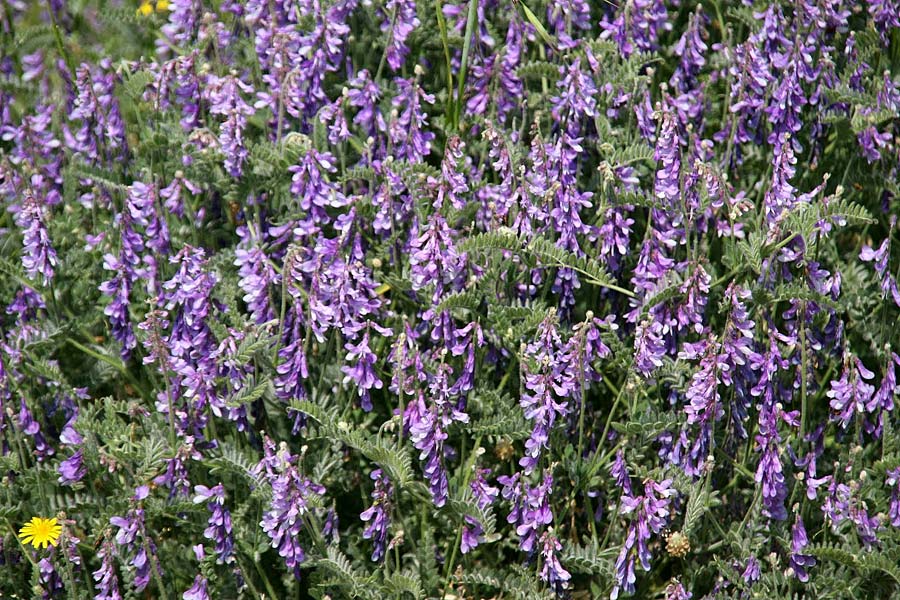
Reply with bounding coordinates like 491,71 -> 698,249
2,0 -> 900,598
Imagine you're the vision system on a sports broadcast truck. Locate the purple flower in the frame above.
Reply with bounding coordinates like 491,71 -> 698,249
92,536 -> 122,600
408,363 -> 469,507
58,449 -> 86,486
18,188 -> 57,286
460,515 -> 484,554
347,70 -> 386,137
860,221 -> 900,308
360,469 -> 392,562
887,467 -> 900,527
235,225 -> 277,324
182,575 -> 210,600
204,74 -> 255,177
827,355 -> 876,430
193,483 -> 234,564
390,75 -> 435,162
341,325 -> 389,412
470,467 -> 499,510
519,315 -> 572,473
858,126 -> 892,163
551,58 -> 597,133
612,478 -> 675,599
599,0 -> 670,58
110,490 -> 161,593
409,212 -> 465,306
790,513 -> 816,582
671,9 -> 708,92
256,437 -> 326,579
289,148 -> 347,233
503,472 -> 554,553
382,0 -> 419,71
665,580 -> 692,600
538,530 -> 571,593
69,62 -> 128,165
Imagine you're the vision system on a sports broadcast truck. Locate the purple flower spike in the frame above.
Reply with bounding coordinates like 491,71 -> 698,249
360,468 -> 393,562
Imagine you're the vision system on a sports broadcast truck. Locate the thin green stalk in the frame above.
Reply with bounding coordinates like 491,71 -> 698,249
798,301 -> 809,441
433,0 -> 454,123
454,0 -> 479,130
442,434 -> 483,598
45,0 -> 74,79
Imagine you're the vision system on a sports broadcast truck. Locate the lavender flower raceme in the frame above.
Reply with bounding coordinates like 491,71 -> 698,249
18,187 -> 57,286
193,484 -> 234,564
519,314 -> 572,474
110,486 -> 162,593
255,437 -> 326,578
360,468 -> 392,562
204,74 -> 255,177
381,0 -> 419,71
539,530 -> 571,593
790,513 -> 816,582
612,478 -> 675,599
92,535 -> 122,600
409,362 -> 469,507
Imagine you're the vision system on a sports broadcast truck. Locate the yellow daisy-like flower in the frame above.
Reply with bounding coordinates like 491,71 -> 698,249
156,0 -> 170,11
137,1 -> 154,16
18,517 -> 62,549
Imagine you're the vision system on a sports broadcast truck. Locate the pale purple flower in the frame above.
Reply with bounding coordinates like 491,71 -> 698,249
193,484 -> 234,564
539,530 -> 571,593
612,478 -> 675,599
827,355 -> 876,430
860,221 -> 900,308
256,437 -> 326,579
390,76 -> 435,162
204,74 -> 255,177
182,575 -> 210,600
92,536 -> 122,600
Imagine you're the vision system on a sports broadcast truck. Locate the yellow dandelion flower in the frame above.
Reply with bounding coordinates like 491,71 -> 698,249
156,0 -> 170,11
18,517 -> 62,549
137,1 -> 154,16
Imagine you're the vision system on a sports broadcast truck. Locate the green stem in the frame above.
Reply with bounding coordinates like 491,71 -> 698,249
433,0 -> 454,124
454,0 -> 479,130
441,434 -> 483,598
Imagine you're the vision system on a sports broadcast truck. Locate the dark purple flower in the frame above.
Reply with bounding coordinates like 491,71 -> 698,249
382,0 -> 419,71
789,513 -> 816,582
360,469 -> 392,562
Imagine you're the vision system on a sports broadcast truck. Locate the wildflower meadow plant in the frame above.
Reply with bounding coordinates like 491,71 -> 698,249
2,0 -> 900,598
